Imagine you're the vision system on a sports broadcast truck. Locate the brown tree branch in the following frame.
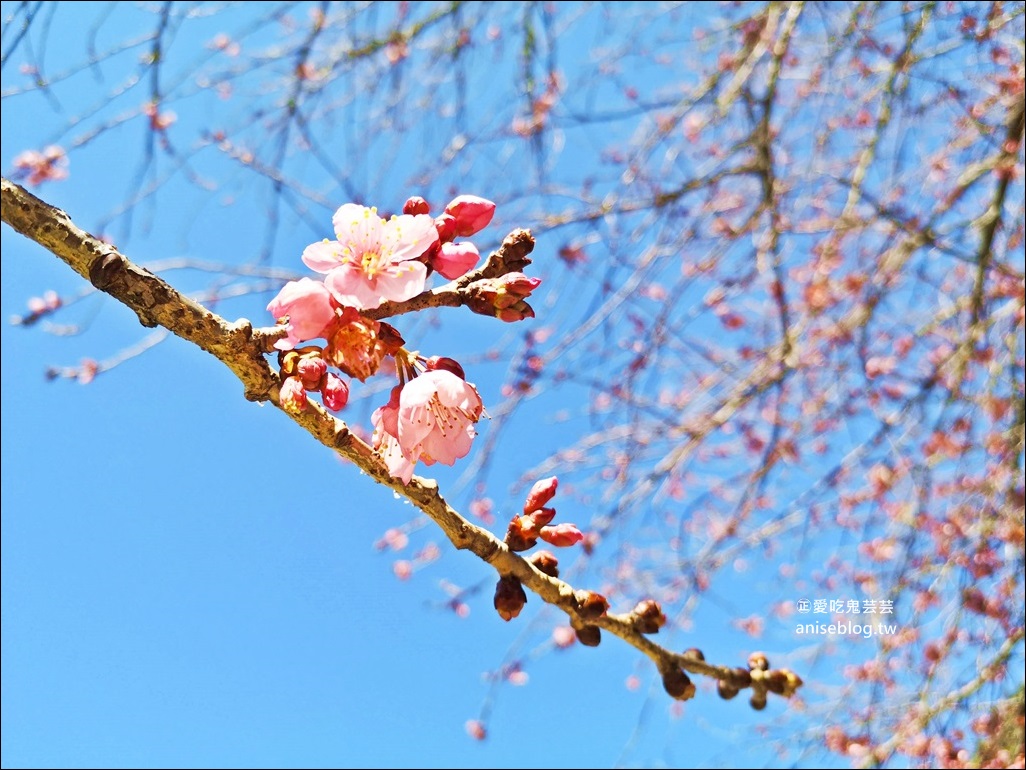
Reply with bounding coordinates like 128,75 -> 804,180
1,176 -> 802,705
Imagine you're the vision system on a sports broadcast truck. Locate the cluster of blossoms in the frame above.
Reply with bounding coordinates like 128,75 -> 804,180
267,194 -> 542,484
493,477 -> 589,621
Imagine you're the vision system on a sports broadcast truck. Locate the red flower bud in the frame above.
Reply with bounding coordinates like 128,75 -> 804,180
434,213 -> 457,243
444,195 -> 495,237
322,372 -> 349,412
495,301 -> 535,323
424,355 -> 466,380
748,651 -> 770,671
296,356 -> 328,390
540,522 -> 584,547
403,195 -> 430,216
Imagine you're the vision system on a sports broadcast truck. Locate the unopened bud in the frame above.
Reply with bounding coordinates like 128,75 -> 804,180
444,195 -> 495,237
322,372 -> 349,412
661,667 -> 696,701
717,680 -> 740,700
434,213 -> 457,243
493,575 -> 527,621
539,522 -> 583,547
574,624 -> 601,647
425,355 -> 466,380
528,550 -> 560,578
682,648 -> 705,661
296,356 -> 328,390
577,590 -> 609,621
632,599 -> 667,634
748,651 -> 769,671
403,195 -> 430,216
523,476 -> 558,513
749,690 -> 768,711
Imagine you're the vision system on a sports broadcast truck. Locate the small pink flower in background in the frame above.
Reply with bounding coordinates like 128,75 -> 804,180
393,560 -> 413,580
302,204 -> 437,310
143,102 -> 177,131
551,625 -> 576,648
280,376 -> 307,414
865,355 -> 897,379
539,522 -> 584,547
14,145 -> 69,185
444,195 -> 495,237
396,370 -> 483,470
465,720 -> 487,741
321,372 -> 349,412
267,277 -> 336,350
432,241 -> 480,280
77,358 -> 100,385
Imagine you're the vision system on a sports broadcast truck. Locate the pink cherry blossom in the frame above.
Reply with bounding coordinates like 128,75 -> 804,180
432,241 -> 480,280
372,386 -> 417,483
397,370 -> 483,469
302,204 -> 438,310
266,277 -> 336,350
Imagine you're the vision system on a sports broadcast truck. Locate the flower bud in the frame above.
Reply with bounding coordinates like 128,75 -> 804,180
682,648 -> 705,661
432,241 -> 480,280
631,599 -> 667,634
574,624 -> 601,647
748,651 -> 770,671
444,195 -> 495,237
717,680 -> 740,700
528,550 -> 560,578
280,375 -> 308,414
493,575 -> 527,621
577,590 -> 609,621
424,355 -> 466,380
322,372 -> 350,412
539,522 -> 584,547
749,690 -> 768,710
764,670 -> 788,695
523,476 -> 558,513
296,356 -> 328,390
661,667 -> 696,701
403,195 -> 430,216
434,213 -> 457,243
731,667 -> 753,687
495,301 -> 535,323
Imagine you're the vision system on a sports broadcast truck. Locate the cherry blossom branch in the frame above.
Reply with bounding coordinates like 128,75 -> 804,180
1,176 -> 803,707
362,228 -> 537,321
